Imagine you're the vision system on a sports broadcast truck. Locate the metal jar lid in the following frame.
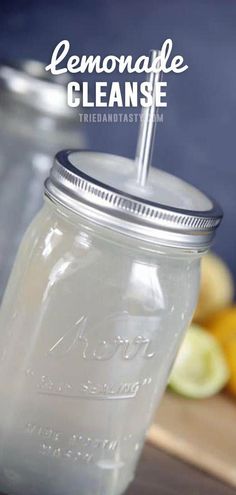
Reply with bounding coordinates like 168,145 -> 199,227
0,59 -> 80,119
45,150 -> 223,251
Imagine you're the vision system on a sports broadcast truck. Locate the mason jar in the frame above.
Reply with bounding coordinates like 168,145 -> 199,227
0,151 -> 222,495
0,60 -> 86,297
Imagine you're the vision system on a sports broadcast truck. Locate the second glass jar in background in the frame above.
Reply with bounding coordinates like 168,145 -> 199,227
0,60 -> 86,297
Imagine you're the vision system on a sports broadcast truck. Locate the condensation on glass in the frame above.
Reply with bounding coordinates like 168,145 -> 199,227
0,151 -> 222,495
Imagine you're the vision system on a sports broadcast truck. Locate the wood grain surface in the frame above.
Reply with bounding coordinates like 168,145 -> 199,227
127,444 -> 236,495
147,392 -> 236,488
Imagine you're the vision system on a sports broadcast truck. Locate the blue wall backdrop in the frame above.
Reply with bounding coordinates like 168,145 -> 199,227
1,0 -> 236,277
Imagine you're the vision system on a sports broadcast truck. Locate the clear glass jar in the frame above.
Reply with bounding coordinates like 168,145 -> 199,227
0,60 -> 86,298
0,151 -> 222,495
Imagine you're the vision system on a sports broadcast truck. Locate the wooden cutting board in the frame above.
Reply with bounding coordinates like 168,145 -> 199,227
147,392 -> 236,487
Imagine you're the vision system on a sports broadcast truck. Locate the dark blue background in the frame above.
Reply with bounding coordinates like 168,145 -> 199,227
1,0 -> 236,277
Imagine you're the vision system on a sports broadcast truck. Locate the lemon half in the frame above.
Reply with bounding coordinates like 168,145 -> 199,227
169,325 -> 230,399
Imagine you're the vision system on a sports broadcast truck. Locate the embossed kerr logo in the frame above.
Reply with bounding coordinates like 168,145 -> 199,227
48,312 -> 157,361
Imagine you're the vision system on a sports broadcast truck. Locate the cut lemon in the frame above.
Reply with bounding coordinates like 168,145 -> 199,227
169,325 -> 230,399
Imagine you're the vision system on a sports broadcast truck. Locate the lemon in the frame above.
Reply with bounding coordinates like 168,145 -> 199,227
169,325 -> 230,399
194,253 -> 234,323
204,307 -> 236,396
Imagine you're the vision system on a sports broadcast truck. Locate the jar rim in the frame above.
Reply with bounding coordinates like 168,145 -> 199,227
0,59 -> 80,119
45,149 -> 223,251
